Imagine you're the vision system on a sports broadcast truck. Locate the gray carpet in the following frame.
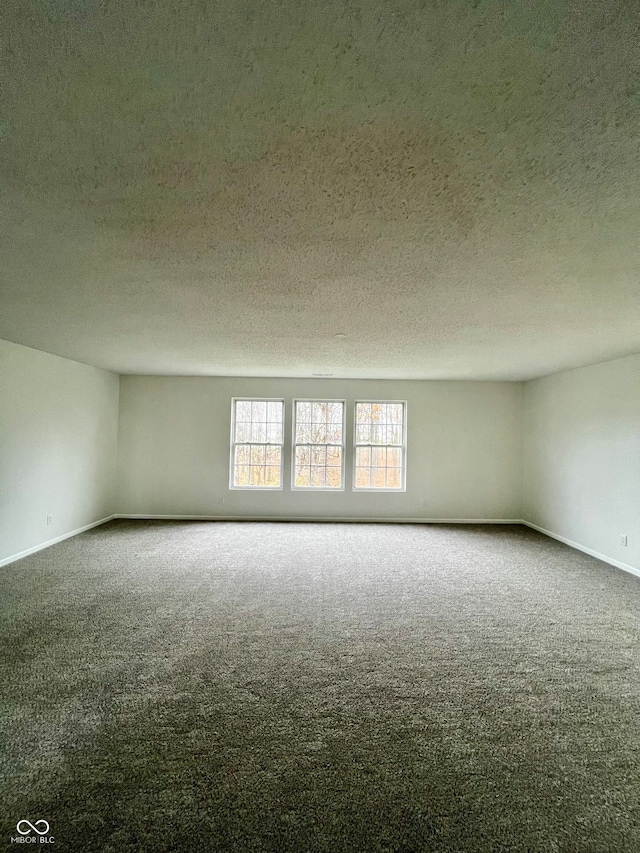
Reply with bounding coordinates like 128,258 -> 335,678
1,521 -> 640,852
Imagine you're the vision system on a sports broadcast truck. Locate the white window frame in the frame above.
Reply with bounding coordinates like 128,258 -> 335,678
292,399 -> 346,491
352,400 -> 407,492
229,397 -> 285,490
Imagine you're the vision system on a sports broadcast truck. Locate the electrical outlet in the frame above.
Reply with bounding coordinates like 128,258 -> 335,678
46,515 -> 53,525
422,499 -> 428,508
620,534 -> 628,547
218,498 -> 225,505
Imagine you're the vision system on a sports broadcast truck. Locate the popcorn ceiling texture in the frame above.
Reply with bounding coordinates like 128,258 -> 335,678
1,0 -> 639,378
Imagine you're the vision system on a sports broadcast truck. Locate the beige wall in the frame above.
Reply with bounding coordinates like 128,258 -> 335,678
522,354 -> 640,573
5,339 -> 637,576
117,375 -> 523,521
0,340 -> 119,564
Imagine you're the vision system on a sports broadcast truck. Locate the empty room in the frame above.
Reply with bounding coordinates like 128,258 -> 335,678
1,0 -> 639,850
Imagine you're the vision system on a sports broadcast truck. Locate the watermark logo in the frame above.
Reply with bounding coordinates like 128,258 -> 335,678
17,822 -> 49,837
11,820 -> 54,844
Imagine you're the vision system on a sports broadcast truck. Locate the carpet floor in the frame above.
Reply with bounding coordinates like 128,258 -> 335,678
1,521 -> 640,852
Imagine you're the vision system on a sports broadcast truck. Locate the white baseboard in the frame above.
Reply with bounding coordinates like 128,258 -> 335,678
521,520 -> 640,580
0,515 -> 117,568
116,514 -> 523,524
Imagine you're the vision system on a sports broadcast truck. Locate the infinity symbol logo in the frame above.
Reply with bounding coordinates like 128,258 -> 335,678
17,820 -> 50,836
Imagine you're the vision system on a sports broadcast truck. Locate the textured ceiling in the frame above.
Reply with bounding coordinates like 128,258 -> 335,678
1,0 -> 639,379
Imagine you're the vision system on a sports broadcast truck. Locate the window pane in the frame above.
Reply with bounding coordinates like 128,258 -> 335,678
294,447 -> 343,488
266,445 -> 281,465
371,402 -> 384,421
388,425 -> 403,445
234,465 -> 250,486
355,467 -> 370,488
327,401 -> 343,423
235,421 -> 250,442
267,401 -> 283,422
250,445 -> 265,465
251,422 -> 266,442
251,400 -> 267,421
371,424 -> 386,444
296,401 -> 343,446
295,445 -> 310,467
311,445 -> 327,466
267,422 -> 282,443
296,422 -> 311,443
387,447 -> 401,467
295,467 -> 310,487
297,401 -> 311,423
326,424 -> 342,443
372,447 -> 387,467
235,445 -> 250,465
327,446 -> 342,466
312,401 -> 326,424
372,468 -> 386,488
328,446 -> 342,466
236,400 -> 251,420
250,466 -> 265,486
355,424 -> 370,443
265,466 -> 280,487
326,467 -> 342,488
388,403 -> 403,423
310,421 -> 327,443
387,468 -> 401,489
356,403 -> 371,424
356,446 -> 371,467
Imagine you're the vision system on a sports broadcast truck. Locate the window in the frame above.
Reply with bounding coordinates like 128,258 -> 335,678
230,399 -> 284,488
354,401 -> 406,490
293,400 -> 344,489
